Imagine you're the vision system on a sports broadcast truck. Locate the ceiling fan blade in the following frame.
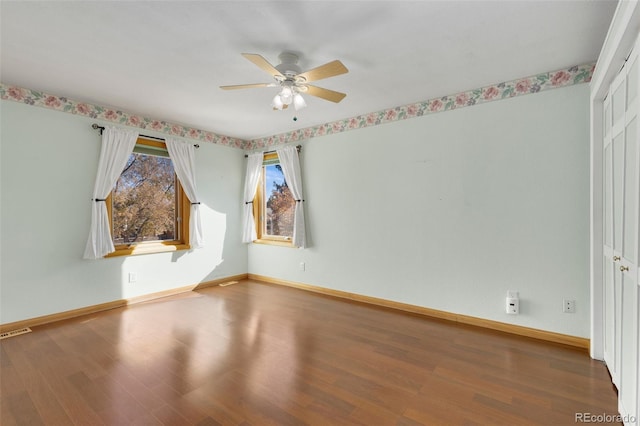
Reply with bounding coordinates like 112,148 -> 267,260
242,53 -> 283,78
304,85 -> 347,103
220,83 -> 274,90
297,60 -> 348,83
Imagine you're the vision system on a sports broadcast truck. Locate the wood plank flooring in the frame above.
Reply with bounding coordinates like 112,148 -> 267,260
1,280 -> 620,425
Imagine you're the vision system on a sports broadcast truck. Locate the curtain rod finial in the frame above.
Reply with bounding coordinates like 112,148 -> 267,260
92,123 -> 105,135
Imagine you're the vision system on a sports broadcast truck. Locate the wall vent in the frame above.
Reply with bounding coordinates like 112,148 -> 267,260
0,327 -> 32,340
219,281 -> 239,287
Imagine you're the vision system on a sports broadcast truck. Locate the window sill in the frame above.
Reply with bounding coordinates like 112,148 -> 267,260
105,242 -> 190,258
252,239 -> 295,248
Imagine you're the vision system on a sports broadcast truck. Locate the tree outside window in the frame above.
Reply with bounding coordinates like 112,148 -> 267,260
105,138 -> 190,256
254,153 -> 295,245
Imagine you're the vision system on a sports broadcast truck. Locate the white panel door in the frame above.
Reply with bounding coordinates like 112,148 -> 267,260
619,45 -> 639,425
603,36 -> 639,424
603,63 -> 627,387
603,81 -> 617,382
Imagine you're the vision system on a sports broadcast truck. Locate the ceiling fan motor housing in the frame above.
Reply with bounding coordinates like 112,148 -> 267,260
275,52 -> 302,78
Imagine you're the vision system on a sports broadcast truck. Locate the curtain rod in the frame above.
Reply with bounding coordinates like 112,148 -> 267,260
92,124 -> 199,148
244,145 -> 301,158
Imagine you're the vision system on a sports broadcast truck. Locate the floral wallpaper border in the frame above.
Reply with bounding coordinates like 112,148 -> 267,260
245,62 -> 595,150
0,84 -> 246,148
1,62 -> 593,151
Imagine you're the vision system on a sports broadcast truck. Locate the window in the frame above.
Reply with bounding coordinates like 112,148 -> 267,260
253,152 -> 295,246
105,138 -> 190,256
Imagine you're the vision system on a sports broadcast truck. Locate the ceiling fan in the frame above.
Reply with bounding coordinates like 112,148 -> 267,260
220,52 -> 348,111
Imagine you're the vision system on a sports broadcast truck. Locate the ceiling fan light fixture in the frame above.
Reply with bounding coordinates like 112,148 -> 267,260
293,93 -> 306,111
280,86 -> 293,105
272,94 -> 284,110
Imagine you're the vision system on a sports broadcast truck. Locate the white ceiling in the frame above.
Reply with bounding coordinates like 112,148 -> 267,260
1,1 -> 618,142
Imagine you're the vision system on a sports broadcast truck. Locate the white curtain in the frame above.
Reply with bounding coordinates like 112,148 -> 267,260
166,137 -> 204,249
242,152 -> 264,243
83,126 -> 138,259
276,145 -> 306,248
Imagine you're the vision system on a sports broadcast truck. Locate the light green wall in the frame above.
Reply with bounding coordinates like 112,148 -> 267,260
1,83 -> 591,338
0,100 -> 247,324
249,84 -> 591,337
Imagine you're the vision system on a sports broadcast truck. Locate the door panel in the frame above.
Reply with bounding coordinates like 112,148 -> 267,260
613,132 -> 624,255
623,116 -> 637,262
603,257 -> 615,366
613,78 -> 626,125
620,271 -> 638,419
628,57 -> 638,108
603,95 -> 616,375
603,92 -> 617,379
605,141 -> 613,248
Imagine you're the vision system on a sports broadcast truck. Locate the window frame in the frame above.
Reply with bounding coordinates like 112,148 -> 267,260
105,137 -> 190,257
252,152 -> 295,248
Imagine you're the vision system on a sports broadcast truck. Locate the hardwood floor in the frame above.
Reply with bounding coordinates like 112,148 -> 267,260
1,279 -> 620,425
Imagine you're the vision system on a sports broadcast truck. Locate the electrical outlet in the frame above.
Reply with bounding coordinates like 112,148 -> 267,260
299,262 -> 306,271
563,299 -> 575,313
506,291 -> 519,314
128,272 -> 137,283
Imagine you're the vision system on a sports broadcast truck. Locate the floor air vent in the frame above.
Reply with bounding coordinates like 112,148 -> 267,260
219,281 -> 239,287
0,327 -> 32,340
